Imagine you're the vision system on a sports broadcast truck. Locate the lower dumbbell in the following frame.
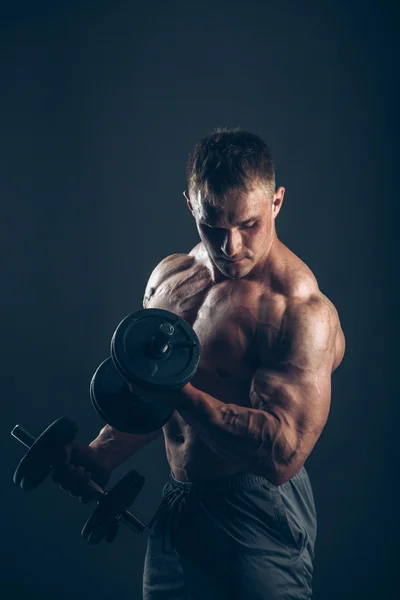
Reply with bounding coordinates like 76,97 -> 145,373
81,468 -> 145,544
13,417 -> 79,490
11,418 -> 147,543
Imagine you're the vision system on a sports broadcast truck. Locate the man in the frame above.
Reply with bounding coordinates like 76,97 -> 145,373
56,128 -> 345,599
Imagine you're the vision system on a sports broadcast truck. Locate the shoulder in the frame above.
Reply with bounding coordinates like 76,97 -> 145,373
282,294 -> 336,347
147,253 -> 195,282
143,253 -> 195,307
282,282 -> 345,373
285,253 -> 345,367
271,242 -> 340,325
261,244 -> 345,369
283,262 -> 341,346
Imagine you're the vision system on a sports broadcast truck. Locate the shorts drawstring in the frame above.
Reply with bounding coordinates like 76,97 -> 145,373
147,485 -> 191,553
147,470 -> 280,555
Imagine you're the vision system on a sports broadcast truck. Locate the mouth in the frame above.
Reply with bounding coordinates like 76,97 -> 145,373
220,257 -> 246,263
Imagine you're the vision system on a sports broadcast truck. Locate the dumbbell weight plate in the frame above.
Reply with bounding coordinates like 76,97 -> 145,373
81,468 -> 145,544
13,417 -> 79,491
90,358 -> 174,434
111,309 -> 200,391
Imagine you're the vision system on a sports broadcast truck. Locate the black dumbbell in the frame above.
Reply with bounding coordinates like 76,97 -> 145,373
11,418 -> 147,543
90,308 -> 201,434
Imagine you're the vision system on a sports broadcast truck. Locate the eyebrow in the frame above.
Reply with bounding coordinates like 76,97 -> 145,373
200,216 -> 258,228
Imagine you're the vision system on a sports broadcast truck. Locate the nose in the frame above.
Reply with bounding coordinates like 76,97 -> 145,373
221,228 -> 243,258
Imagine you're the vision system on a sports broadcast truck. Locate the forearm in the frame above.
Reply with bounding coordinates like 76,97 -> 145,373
89,425 -> 163,471
179,386 -> 298,485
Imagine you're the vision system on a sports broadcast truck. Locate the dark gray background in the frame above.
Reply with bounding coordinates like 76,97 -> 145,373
1,1 -> 398,599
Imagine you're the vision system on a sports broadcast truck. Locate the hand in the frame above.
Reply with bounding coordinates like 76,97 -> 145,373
52,443 -> 112,503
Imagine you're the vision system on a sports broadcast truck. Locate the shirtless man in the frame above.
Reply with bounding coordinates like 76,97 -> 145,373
56,128 -> 345,599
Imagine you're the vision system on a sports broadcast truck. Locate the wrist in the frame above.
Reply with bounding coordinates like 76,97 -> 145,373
87,442 -> 117,472
177,382 -> 199,410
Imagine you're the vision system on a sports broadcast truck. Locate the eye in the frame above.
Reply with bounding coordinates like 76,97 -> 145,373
241,221 -> 257,229
200,223 -> 225,234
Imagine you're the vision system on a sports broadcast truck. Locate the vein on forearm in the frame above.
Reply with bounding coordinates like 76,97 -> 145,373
90,425 -> 161,469
179,389 -> 299,482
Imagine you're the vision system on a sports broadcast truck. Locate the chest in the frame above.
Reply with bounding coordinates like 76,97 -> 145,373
146,269 -> 283,381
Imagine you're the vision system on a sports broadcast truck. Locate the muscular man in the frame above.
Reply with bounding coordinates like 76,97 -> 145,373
57,128 -> 345,599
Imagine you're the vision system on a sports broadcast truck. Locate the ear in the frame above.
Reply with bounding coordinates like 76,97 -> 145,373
183,190 -> 194,213
272,186 -> 285,219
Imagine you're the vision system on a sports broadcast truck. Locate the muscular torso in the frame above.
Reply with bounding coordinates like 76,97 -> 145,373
145,240 -> 345,481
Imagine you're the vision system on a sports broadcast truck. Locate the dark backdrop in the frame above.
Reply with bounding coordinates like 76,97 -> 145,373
1,1 -> 398,599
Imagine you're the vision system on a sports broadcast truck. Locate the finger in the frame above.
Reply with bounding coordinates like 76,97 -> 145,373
79,494 -> 94,504
52,467 -> 64,484
54,469 -> 80,495
75,466 -> 87,478
52,464 -> 78,485
59,482 -> 73,493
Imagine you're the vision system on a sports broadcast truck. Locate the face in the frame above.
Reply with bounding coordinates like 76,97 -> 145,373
186,185 -> 285,279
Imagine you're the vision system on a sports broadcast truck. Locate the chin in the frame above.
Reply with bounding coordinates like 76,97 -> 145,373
220,263 -> 252,280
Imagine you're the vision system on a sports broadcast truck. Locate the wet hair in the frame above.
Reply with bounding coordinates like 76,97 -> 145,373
186,127 -> 276,207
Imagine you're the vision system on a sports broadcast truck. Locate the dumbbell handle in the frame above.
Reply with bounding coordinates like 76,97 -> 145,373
11,425 -> 147,535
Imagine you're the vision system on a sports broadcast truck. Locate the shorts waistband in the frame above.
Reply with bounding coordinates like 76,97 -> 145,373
167,471 -> 276,494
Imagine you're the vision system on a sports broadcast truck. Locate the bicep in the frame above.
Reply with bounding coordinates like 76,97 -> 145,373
250,297 -> 337,459
250,366 -> 331,455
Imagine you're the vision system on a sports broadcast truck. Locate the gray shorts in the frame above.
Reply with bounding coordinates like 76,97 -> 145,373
143,468 -> 317,600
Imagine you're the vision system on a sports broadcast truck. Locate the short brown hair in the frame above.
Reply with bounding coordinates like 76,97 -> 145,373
186,127 -> 275,206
